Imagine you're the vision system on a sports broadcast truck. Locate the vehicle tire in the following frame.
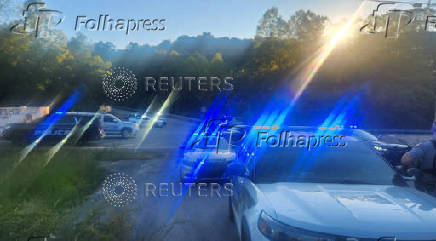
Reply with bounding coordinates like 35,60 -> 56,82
121,128 -> 131,139
228,197 -> 234,222
241,219 -> 251,241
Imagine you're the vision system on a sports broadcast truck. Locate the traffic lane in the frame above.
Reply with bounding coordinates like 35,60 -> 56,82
104,150 -> 239,241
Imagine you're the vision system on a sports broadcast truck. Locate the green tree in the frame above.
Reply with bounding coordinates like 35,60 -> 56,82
288,10 -> 328,42
256,7 -> 289,39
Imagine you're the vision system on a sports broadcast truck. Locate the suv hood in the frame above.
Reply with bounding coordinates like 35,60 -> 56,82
257,183 -> 436,239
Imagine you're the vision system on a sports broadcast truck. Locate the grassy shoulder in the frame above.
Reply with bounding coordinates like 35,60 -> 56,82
0,146 -> 156,241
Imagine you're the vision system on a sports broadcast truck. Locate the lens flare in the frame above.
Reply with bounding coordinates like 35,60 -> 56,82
44,123 -> 80,167
135,91 -> 178,150
18,88 -> 84,163
72,112 -> 101,145
290,2 -> 366,105
45,112 -> 100,167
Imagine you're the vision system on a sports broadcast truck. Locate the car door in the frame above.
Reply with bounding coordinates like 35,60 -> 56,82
52,115 -> 77,136
102,115 -> 119,135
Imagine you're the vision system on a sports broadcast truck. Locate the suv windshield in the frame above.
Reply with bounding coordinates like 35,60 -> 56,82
253,141 -> 396,185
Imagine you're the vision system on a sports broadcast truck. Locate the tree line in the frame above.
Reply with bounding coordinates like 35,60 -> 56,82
0,5 -> 435,128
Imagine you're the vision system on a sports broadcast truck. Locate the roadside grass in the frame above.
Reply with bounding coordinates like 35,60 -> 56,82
0,146 -> 156,241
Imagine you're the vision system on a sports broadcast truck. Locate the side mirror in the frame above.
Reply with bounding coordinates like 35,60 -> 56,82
226,162 -> 248,177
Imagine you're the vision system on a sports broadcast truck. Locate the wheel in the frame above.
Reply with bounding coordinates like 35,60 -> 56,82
228,197 -> 234,222
121,129 -> 131,138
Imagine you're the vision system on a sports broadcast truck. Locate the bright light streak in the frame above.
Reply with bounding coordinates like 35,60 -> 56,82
137,95 -> 158,126
135,91 -> 178,150
18,129 -> 48,163
44,123 -> 80,167
290,2 -> 366,104
45,112 -> 101,167
72,112 -> 101,145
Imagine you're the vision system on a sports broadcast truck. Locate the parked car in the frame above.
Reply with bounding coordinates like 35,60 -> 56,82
128,113 -> 166,128
3,112 -> 103,145
228,139 -> 436,241
101,113 -> 138,138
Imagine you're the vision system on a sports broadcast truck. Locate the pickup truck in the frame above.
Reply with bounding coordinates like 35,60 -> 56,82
101,113 -> 139,138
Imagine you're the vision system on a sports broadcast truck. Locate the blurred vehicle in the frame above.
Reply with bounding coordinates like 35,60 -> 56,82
179,124 -> 247,182
3,112 -> 103,145
101,113 -> 139,138
127,113 -> 166,128
180,135 -> 236,182
228,139 -> 436,241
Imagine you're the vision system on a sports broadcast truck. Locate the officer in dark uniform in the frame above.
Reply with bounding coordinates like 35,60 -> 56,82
401,122 -> 436,194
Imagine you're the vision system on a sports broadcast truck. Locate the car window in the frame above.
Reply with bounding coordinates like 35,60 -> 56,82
76,115 -> 93,124
253,141 -> 396,185
58,115 -> 77,124
104,116 -> 115,122
192,135 -> 232,151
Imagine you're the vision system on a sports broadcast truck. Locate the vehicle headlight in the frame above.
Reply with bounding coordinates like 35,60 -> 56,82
374,145 -> 387,152
258,211 -> 343,241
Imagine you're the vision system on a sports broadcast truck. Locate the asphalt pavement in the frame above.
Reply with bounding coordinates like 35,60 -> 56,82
67,116 -> 239,241
96,154 -> 240,241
